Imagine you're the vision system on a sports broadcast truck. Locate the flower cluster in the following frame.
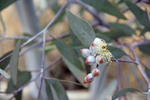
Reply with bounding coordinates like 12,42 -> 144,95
80,37 -> 115,84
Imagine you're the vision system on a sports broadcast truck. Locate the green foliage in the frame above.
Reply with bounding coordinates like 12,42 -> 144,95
0,0 -> 17,12
112,88 -> 141,100
0,51 -> 12,70
103,23 -> 135,40
66,10 -> 95,46
55,39 -> 86,84
139,43 -> 150,55
7,71 -> 31,91
145,67 -> 150,79
46,79 -> 69,100
0,68 -> 10,79
82,0 -> 126,19
125,0 -> 150,31
108,46 -> 126,59
9,40 -> 21,85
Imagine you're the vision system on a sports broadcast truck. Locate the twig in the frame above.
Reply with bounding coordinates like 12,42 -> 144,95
117,62 -> 121,100
132,40 -> 150,48
111,59 -> 137,64
43,76 -> 82,86
36,30 -> 46,100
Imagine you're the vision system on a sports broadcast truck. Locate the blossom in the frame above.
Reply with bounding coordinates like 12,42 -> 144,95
81,37 -> 115,84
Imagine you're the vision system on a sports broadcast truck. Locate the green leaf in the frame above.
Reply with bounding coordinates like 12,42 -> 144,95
0,51 -> 12,70
110,23 -> 135,35
45,80 -> 54,100
46,79 -> 69,100
0,68 -> 10,79
9,40 -> 21,85
0,0 -> 17,12
66,10 -> 95,46
102,23 -> 135,40
82,0 -> 126,20
145,67 -> 150,79
108,46 -> 126,59
96,33 -> 112,43
147,9 -> 150,22
7,71 -> 31,91
139,43 -> 150,55
140,28 -> 148,36
15,91 -> 22,100
125,0 -> 150,30
70,29 -> 83,46
112,88 -> 141,100
55,39 -> 86,84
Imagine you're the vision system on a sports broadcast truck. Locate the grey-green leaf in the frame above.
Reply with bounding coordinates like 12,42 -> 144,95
9,40 -> 21,85
7,71 -> 31,91
0,68 -> 10,79
103,23 -> 135,40
55,39 -> 86,84
45,80 -> 54,100
112,88 -> 141,100
66,10 -> 95,46
82,0 -> 126,20
125,0 -> 150,30
109,46 -> 126,59
0,51 -> 12,70
46,79 -> 69,100
0,0 -> 17,12
139,43 -> 150,55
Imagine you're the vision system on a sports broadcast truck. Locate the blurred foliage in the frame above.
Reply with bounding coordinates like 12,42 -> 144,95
0,0 -> 17,12
0,0 -> 150,100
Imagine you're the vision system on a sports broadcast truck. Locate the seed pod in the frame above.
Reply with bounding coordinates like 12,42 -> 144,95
86,56 -> 96,65
82,79 -> 87,84
86,73 -> 94,83
96,56 -> 104,64
93,37 -> 102,44
80,49 -> 91,58
92,68 -> 100,77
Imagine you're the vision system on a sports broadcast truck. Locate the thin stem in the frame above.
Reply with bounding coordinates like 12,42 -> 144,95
43,76 -> 82,86
130,47 -> 150,83
37,30 -> 46,100
0,36 -> 31,42
111,59 -> 137,64
132,40 -> 150,48
117,62 -> 121,100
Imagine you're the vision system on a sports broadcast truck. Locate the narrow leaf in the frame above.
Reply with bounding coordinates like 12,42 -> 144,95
82,0 -> 126,19
145,67 -> 150,79
47,79 -> 69,100
66,10 -> 95,46
125,0 -> 150,30
112,88 -> 141,100
147,8 -> 150,22
55,39 -> 86,84
45,80 -> 54,100
0,0 -> 17,12
0,51 -> 12,70
139,43 -> 150,55
7,71 -> 31,91
0,68 -> 10,79
9,40 -> 21,85
108,46 -> 126,59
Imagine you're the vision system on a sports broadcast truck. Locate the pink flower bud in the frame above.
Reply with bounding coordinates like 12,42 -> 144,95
80,49 -> 91,58
86,56 -> 95,65
84,73 -> 94,83
96,56 -> 104,64
92,68 -> 100,77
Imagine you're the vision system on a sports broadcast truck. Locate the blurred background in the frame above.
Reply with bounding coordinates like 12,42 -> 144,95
0,0 -> 150,100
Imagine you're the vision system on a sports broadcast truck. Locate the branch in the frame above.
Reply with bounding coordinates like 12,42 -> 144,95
132,40 -> 150,48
